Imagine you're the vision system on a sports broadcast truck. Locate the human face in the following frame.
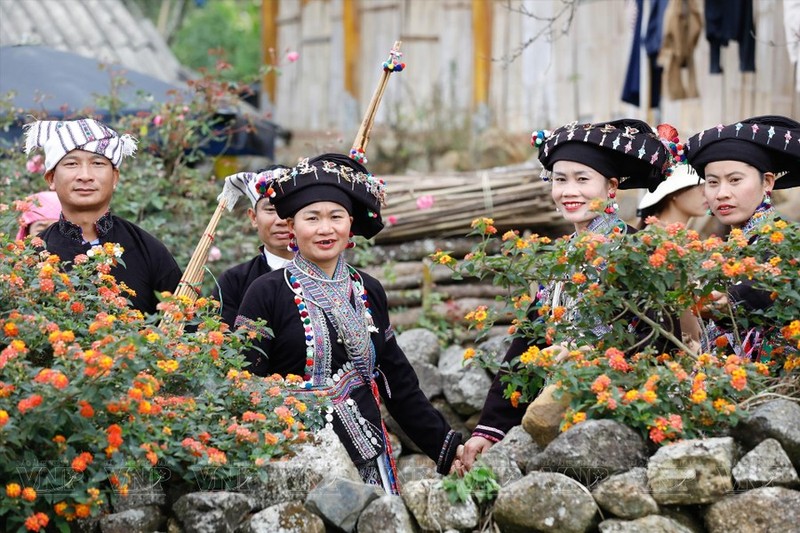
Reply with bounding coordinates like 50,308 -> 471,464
672,185 -> 707,218
551,160 -> 617,232
28,219 -> 58,236
703,161 -> 774,227
288,201 -> 353,276
248,199 -> 292,259
45,150 -> 118,217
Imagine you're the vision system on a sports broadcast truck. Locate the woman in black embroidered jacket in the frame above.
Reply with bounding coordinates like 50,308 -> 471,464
458,119 -> 675,472
685,115 -> 800,359
235,153 -> 461,494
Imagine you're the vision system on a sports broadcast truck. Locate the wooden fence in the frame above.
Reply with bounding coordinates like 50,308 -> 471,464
270,0 -> 800,139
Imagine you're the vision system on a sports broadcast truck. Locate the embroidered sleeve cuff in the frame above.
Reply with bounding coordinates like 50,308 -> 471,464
233,316 -> 273,340
471,425 -> 505,443
435,430 -> 463,475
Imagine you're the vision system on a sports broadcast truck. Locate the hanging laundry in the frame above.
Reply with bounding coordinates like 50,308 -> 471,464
621,0 -> 645,106
658,0 -> 702,99
705,0 -> 756,74
643,0 -> 670,108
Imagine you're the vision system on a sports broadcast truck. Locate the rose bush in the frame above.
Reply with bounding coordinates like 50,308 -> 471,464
434,215 -> 799,445
0,206 -> 327,532
0,60 -> 284,296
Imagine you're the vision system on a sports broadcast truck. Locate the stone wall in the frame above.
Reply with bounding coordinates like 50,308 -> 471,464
89,330 -> 800,533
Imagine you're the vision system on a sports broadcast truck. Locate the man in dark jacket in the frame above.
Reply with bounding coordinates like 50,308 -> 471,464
25,118 -> 181,315
213,165 -> 294,327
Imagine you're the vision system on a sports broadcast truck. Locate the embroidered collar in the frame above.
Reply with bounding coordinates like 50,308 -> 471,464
285,253 -> 376,387
584,213 -> 628,237
291,253 -> 349,282
57,212 -> 114,243
739,202 -> 777,241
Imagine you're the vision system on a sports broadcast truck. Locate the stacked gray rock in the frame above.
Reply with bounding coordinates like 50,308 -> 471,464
96,326 -> 800,533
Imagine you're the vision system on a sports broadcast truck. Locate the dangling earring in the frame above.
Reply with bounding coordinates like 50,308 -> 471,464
604,190 -> 618,215
555,207 -> 560,213
287,232 -> 298,253
346,231 -> 356,249
706,208 -> 714,216
763,191 -> 772,206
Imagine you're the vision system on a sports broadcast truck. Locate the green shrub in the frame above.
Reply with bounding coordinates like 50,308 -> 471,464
436,216 -> 800,445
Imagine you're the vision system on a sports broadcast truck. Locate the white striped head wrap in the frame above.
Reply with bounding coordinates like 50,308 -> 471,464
24,118 -> 137,172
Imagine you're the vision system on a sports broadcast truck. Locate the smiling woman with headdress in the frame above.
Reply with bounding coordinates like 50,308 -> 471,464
234,153 -> 461,493
458,118 -> 678,473
685,115 -> 800,358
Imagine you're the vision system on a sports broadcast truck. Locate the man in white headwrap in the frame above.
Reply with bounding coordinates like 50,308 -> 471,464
212,165 -> 293,327
25,118 -> 181,315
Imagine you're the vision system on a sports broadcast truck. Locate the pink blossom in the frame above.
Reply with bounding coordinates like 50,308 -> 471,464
286,51 -> 300,63
416,195 -> 435,210
26,155 -> 44,174
153,115 -> 163,126
386,215 -> 398,226
207,246 -> 222,262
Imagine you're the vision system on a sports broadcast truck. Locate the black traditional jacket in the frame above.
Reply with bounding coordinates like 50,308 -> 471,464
40,213 -> 181,315
213,248 -> 272,327
236,260 -> 460,474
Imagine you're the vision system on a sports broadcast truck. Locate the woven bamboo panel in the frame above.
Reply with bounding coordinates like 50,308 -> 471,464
376,162 -> 568,242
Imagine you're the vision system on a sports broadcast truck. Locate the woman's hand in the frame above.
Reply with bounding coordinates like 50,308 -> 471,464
453,436 -> 494,475
542,344 -> 569,362
542,344 -> 592,363
697,290 -> 729,318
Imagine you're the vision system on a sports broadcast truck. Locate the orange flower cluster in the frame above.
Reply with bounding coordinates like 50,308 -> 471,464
17,393 -> 43,414
105,424 -> 123,456
464,305 -> 489,330
470,217 -> 497,235
605,348 -> 630,372
462,347 -> 476,361
723,355 -> 748,391
431,249 -> 456,267
690,372 -> 708,403
24,512 -> 49,532
71,452 -> 94,473
33,368 -> 69,389
648,414 -> 683,444
181,437 -> 227,465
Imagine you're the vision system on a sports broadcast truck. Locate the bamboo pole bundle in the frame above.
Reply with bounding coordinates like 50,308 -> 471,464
376,163 -> 568,242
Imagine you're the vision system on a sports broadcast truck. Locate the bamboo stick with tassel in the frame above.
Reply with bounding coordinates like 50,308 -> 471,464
160,42 -> 405,332
349,40 -> 403,162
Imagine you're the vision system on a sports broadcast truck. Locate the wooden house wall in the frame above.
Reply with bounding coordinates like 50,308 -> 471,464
272,0 -> 799,138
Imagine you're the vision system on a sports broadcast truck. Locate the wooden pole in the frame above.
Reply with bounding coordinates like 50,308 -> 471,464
159,200 -> 227,331
472,0 -> 493,110
261,0 -> 280,107
350,41 -> 403,160
343,0 -> 360,102
161,42 -> 406,332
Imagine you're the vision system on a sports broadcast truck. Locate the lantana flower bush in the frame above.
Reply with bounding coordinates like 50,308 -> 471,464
434,215 -> 799,446
0,207 -> 326,532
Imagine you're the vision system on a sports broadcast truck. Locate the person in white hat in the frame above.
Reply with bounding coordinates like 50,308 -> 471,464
636,163 -> 707,352
212,165 -> 294,327
24,118 -> 181,315
636,161 -> 707,229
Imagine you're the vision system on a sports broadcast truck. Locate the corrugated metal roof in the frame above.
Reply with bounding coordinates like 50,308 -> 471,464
0,0 -> 184,83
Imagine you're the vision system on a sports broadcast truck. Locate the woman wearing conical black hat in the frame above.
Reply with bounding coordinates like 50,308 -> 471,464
685,115 -> 800,358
